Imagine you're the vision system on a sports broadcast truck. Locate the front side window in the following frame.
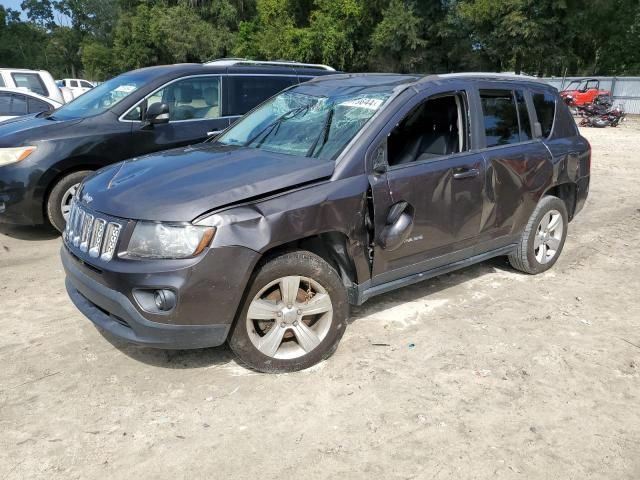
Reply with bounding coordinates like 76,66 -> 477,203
227,76 -> 298,116
217,89 -> 390,160
585,80 -> 599,90
70,80 -> 79,88
80,81 -> 93,88
124,76 -> 221,122
532,92 -> 556,138
388,93 -> 468,166
53,73 -> 148,120
480,90 -> 520,147
11,73 -> 48,97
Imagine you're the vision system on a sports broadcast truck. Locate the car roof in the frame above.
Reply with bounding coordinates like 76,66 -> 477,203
0,87 -> 60,104
124,63 -> 336,80
303,72 -> 552,95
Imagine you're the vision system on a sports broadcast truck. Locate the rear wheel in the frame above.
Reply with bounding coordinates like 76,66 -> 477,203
228,250 -> 348,373
508,195 -> 568,274
46,170 -> 92,233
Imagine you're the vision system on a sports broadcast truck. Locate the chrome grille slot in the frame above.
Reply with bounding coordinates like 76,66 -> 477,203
101,223 -> 122,261
64,202 -> 122,262
79,213 -> 94,252
89,219 -> 106,258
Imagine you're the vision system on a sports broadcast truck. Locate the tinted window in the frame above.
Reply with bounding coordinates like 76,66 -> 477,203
27,97 -> 52,114
125,76 -> 221,122
11,73 -> 48,97
480,90 -> 520,147
11,95 -> 27,115
80,81 -> 93,88
227,76 -> 298,116
532,92 -> 556,138
515,90 -> 532,141
0,75 -> 5,88
0,93 -> 11,115
70,80 -> 78,88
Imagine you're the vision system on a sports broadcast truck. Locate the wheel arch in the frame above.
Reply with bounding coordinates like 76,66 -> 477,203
256,231 -> 361,289
542,182 -> 577,221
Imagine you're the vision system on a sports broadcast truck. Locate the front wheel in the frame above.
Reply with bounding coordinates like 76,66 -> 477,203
228,250 -> 349,373
46,170 -> 92,233
508,195 -> 568,274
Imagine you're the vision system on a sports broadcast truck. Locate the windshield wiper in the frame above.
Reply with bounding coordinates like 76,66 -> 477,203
243,105 -> 310,147
306,106 -> 334,158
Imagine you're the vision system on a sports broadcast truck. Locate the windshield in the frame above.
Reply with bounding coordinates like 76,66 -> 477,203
52,73 -> 147,120
216,89 -> 390,160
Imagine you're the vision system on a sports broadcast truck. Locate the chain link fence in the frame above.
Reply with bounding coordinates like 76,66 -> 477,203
543,76 -> 640,114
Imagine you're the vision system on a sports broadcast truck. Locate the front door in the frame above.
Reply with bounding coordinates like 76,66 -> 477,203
369,90 -> 486,285
126,75 -> 230,157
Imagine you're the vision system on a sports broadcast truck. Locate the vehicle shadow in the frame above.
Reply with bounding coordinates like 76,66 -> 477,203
0,223 -> 59,241
96,256 -> 518,371
97,329 -> 235,370
349,256 -> 514,323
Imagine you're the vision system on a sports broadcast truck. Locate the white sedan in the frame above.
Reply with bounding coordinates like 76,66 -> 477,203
0,87 -> 62,122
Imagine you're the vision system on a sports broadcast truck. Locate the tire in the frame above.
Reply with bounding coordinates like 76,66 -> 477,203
228,250 -> 349,373
508,195 -> 568,275
46,170 -> 92,233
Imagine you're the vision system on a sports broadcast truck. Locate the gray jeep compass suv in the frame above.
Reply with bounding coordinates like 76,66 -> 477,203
61,73 -> 590,372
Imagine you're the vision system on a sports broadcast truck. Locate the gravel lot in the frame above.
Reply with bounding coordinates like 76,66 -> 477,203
1,119 -> 639,480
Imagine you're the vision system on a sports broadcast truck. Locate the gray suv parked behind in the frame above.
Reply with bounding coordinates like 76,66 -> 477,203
62,73 -> 590,372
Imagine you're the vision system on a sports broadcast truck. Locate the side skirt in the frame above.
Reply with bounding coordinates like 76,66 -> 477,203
349,244 -> 517,305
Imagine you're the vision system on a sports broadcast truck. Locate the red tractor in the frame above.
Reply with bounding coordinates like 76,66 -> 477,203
560,78 -> 611,106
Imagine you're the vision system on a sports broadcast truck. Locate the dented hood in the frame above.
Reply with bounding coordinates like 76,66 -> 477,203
80,143 -> 334,221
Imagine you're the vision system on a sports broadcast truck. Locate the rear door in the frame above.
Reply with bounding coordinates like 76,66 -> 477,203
369,87 -> 487,284
126,75 -> 229,157
474,85 -> 552,247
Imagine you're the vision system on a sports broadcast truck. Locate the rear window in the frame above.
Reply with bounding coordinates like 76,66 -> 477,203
11,72 -> 48,97
480,90 -> 520,147
532,92 -> 556,138
226,76 -> 298,116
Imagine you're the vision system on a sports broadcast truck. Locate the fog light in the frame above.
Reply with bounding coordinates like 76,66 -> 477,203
154,289 -> 176,311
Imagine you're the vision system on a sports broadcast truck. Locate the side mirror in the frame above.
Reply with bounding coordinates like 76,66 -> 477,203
379,201 -> 414,251
144,102 -> 170,125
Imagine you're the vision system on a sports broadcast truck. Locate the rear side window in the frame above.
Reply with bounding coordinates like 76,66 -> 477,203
11,72 -> 48,97
27,97 -> 52,114
532,92 -> 556,138
480,90 -> 520,147
0,93 -> 11,115
11,94 -> 27,115
70,80 -> 78,87
227,76 -> 298,116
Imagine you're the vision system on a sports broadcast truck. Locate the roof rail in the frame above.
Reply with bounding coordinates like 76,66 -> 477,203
204,58 -> 336,71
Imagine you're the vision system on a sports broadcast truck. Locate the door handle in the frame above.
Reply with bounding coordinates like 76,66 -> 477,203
207,130 -> 222,136
453,168 -> 480,179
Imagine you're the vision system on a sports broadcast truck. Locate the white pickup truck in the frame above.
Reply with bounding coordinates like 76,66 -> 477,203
0,68 -> 65,104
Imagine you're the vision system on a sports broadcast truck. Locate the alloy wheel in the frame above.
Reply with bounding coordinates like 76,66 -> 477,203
246,275 -> 333,360
534,209 -> 564,264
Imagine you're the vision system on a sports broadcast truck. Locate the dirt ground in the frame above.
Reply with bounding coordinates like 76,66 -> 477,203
1,119 -> 639,480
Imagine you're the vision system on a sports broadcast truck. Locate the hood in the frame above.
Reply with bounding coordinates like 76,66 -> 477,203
79,143 -> 335,221
0,113 -> 82,146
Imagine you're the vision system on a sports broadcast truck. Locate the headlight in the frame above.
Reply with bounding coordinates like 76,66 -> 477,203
0,146 -> 37,167
126,222 -> 215,259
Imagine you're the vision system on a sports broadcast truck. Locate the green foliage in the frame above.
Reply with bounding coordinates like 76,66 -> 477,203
1,0 -> 640,81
